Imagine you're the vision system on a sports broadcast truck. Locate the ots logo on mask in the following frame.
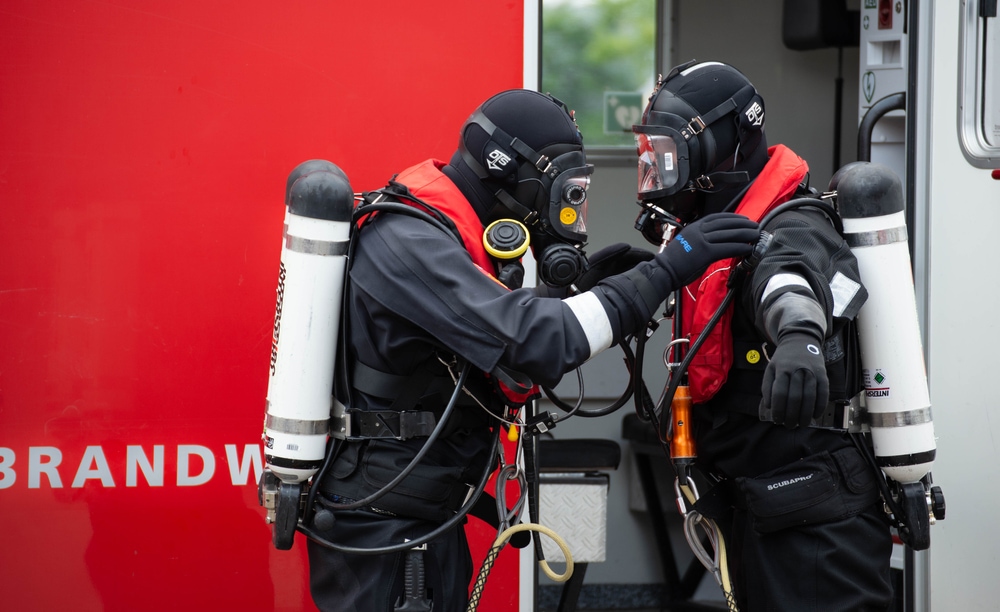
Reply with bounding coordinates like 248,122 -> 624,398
485,147 -> 514,178
745,102 -> 764,127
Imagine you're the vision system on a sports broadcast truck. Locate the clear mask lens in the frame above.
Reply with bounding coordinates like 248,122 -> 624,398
546,155 -> 593,244
636,133 -> 680,196
558,174 -> 589,236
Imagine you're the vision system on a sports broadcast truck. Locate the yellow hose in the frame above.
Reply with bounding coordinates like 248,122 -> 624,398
466,522 -> 574,611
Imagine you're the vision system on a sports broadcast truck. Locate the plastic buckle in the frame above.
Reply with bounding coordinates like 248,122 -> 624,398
526,410 -> 558,435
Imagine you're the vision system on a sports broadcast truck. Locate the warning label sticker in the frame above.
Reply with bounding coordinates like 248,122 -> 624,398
863,368 -> 890,398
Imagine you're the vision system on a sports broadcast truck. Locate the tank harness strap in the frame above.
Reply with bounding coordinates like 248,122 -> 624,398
345,410 -> 440,440
352,360 -> 457,412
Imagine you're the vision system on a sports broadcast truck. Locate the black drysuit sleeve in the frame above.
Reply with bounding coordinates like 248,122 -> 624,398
744,207 -> 868,342
350,213 -> 600,388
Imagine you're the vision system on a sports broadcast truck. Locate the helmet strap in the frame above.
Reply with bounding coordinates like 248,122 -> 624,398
493,188 -> 537,223
461,110 -> 555,179
680,96 -> 737,141
690,170 -> 750,192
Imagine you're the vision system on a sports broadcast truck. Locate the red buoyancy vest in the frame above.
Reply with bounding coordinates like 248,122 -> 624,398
391,159 -> 497,274
680,145 -> 809,404
388,159 -> 538,404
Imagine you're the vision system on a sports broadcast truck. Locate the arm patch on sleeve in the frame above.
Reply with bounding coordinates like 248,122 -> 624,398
563,292 -> 614,359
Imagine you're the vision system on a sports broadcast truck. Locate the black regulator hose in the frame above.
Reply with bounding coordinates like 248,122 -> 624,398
632,325 -> 662,431
542,340 -> 637,419
759,197 -> 842,234
321,361 -> 473,512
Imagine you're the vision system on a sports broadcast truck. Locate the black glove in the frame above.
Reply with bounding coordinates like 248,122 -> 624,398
576,243 -> 654,292
655,213 -> 761,287
760,332 -> 829,429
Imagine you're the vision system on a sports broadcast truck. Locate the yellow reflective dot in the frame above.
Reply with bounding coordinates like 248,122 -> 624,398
560,207 -> 577,225
746,349 -> 761,364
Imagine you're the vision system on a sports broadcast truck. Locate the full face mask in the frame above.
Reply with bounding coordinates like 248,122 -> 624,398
542,149 -> 591,244
631,61 -> 767,239
531,149 -> 593,287
457,97 -> 594,287
633,85 -> 760,203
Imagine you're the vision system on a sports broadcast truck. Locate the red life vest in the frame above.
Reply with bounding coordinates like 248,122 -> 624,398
387,159 -> 538,404
680,145 -> 809,404
390,159 -> 498,276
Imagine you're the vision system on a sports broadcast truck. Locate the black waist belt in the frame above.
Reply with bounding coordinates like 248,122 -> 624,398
337,361 -> 496,440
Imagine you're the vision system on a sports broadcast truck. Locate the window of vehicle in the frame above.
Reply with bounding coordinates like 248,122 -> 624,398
541,0 -> 660,149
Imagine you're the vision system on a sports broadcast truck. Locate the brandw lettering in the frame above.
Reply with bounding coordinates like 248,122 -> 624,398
0,444 -> 264,490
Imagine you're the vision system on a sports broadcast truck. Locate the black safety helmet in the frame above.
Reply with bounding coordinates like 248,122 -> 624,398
445,90 -> 592,241
633,60 -> 768,225
444,89 -> 594,287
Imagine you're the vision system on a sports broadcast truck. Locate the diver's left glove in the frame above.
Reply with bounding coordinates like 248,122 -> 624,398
575,243 -> 654,292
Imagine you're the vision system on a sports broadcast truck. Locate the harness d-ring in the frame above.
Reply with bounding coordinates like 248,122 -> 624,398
663,337 -> 691,372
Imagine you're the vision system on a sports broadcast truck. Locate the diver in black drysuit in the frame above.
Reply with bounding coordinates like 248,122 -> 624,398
633,60 -> 893,611
306,88 -> 760,612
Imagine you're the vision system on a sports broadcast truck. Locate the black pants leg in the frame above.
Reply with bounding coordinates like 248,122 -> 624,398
727,501 -> 893,611
696,414 -> 894,612
306,507 -> 473,612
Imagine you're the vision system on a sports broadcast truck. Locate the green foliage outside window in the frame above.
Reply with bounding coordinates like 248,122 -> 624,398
542,0 -> 657,147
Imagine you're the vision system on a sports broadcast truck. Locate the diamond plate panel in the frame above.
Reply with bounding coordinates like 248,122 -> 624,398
538,475 -> 608,563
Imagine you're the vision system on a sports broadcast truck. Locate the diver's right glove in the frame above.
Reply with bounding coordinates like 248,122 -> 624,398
591,213 -> 759,338
655,213 -> 761,287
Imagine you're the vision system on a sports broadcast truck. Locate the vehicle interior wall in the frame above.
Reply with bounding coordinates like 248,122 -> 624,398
539,0 -> 862,599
